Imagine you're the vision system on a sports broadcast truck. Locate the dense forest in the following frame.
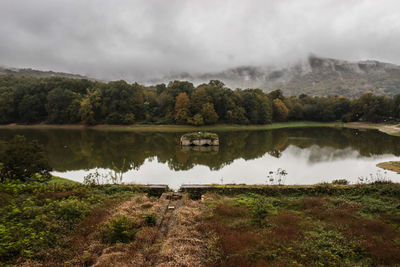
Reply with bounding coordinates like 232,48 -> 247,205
0,75 -> 400,126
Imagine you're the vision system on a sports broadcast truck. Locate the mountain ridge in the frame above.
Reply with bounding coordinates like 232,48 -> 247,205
149,56 -> 400,97
0,66 -> 90,80
2,56 -> 400,97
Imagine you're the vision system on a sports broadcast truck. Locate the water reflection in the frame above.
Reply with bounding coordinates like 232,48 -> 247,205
0,127 -> 399,188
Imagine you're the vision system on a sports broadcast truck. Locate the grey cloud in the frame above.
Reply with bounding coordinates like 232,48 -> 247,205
0,0 -> 399,81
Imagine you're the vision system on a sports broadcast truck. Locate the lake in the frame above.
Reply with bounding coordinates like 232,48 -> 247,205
0,127 -> 399,189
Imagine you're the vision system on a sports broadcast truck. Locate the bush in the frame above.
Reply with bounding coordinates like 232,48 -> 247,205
252,197 -> 277,226
101,215 -> 141,244
54,198 -> 90,228
332,179 -> 349,185
143,213 -> 157,226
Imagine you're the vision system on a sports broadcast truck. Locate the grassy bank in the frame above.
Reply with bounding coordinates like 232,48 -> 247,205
377,161 -> 400,174
48,176 -> 80,185
1,121 -> 399,136
0,121 -> 339,132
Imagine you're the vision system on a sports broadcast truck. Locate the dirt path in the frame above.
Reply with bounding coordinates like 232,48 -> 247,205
150,192 -> 184,266
157,192 -> 183,237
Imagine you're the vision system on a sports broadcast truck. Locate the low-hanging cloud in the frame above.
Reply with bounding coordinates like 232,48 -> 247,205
0,0 -> 399,81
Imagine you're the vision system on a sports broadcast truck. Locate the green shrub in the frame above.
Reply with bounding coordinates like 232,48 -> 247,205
101,215 -> 140,244
252,197 -> 277,226
332,179 -> 349,185
143,213 -> 157,226
54,198 -> 90,228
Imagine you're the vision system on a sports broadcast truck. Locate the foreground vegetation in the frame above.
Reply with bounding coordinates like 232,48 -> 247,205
0,181 -> 143,265
2,182 -> 400,266
1,75 -> 400,126
201,183 -> 400,266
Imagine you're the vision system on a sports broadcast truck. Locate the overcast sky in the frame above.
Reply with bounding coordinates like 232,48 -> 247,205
0,0 -> 399,81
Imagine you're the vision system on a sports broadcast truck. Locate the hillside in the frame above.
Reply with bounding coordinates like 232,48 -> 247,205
0,66 -> 90,80
150,56 -> 400,97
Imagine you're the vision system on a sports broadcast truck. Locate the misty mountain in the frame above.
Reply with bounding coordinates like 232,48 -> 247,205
2,56 -> 400,98
150,56 -> 400,97
0,66 -> 90,80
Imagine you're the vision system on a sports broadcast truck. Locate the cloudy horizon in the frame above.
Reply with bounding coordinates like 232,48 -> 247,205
1,0 -> 400,81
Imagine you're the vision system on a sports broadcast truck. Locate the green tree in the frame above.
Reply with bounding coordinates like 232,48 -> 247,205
46,88 -> 75,123
79,89 -> 101,125
200,102 -> 219,124
0,87 -> 15,124
191,87 -> 212,114
288,103 -> 304,120
18,95 -> 42,123
226,106 -> 249,124
189,113 -> 204,126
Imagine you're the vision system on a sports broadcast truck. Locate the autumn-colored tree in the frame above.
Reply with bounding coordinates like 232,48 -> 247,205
174,92 -> 191,124
272,98 -> 289,122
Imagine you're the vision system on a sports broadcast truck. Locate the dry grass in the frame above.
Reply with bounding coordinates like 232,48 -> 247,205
74,194 -> 209,267
90,195 -> 163,267
156,198 -> 208,267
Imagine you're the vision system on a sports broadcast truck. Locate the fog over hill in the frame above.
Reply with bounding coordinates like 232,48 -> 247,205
148,56 -> 400,98
1,55 -> 400,98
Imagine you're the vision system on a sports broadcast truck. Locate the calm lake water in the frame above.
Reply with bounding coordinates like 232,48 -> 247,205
1,127 -> 399,189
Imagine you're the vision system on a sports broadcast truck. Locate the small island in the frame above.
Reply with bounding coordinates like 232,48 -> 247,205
180,132 -> 219,146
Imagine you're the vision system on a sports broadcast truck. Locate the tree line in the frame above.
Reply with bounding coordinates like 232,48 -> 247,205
0,75 -> 400,125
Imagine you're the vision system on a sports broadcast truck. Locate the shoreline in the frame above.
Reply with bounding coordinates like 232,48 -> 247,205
0,121 -> 399,136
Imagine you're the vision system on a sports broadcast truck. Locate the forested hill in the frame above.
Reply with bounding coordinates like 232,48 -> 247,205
0,66 -> 90,80
150,56 -> 400,98
1,75 -> 400,126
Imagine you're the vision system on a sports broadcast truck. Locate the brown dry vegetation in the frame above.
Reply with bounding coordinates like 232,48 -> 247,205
85,195 -> 163,267
44,194 -> 210,267
201,187 -> 400,267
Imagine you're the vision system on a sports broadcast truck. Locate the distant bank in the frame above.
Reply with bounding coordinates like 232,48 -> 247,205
0,121 -> 400,136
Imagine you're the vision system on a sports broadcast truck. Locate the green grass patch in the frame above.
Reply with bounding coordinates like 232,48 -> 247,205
47,176 -> 80,185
